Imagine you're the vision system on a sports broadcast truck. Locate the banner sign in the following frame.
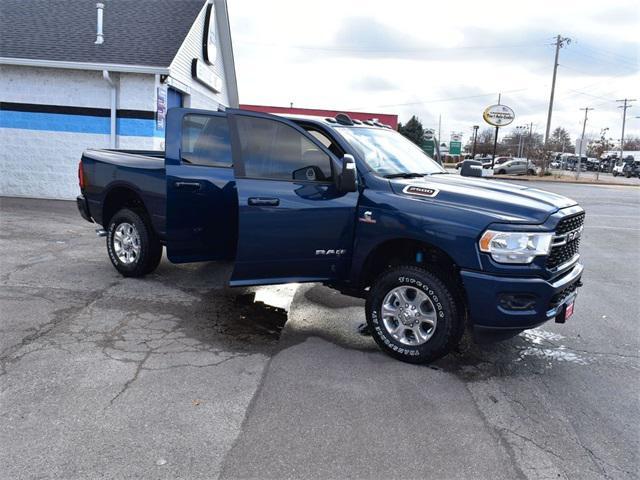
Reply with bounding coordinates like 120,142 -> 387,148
156,86 -> 167,129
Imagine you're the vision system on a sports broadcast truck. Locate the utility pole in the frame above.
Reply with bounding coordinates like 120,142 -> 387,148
524,122 -> 533,163
616,98 -> 635,163
544,35 -> 571,148
576,107 -> 593,179
471,125 -> 479,158
438,114 -> 442,146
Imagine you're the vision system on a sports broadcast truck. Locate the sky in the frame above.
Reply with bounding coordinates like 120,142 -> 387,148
227,0 -> 639,146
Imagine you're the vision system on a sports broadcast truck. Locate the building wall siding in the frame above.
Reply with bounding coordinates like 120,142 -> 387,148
169,2 -> 229,110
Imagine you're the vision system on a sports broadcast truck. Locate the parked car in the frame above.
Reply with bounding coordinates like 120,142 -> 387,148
493,158 -> 536,175
599,158 -> 614,173
76,109 -> 584,364
550,160 -> 561,169
612,156 -> 637,177
586,158 -> 600,171
482,156 -> 511,169
565,155 -> 587,172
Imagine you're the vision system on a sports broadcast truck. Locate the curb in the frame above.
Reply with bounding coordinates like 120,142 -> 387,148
486,175 -> 639,187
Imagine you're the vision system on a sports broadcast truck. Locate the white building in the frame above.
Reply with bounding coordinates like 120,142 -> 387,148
0,0 -> 238,199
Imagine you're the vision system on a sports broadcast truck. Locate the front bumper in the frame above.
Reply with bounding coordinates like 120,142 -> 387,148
76,195 -> 93,223
461,262 -> 583,332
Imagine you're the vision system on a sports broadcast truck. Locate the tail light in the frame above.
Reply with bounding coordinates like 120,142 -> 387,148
78,161 -> 86,190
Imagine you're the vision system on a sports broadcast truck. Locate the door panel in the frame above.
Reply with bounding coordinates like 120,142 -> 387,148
166,109 -> 238,263
228,111 -> 358,285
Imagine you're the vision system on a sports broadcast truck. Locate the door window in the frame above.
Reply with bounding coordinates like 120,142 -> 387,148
236,116 -> 332,181
181,115 -> 232,167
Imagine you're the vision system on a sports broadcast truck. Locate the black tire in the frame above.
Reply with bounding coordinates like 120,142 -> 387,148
366,266 -> 463,364
612,171 -> 618,177
527,169 -> 535,175
498,169 -> 506,175
106,208 -> 162,277
626,171 -> 631,178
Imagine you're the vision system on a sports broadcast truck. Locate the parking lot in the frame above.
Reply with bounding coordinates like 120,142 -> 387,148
1,181 -> 638,479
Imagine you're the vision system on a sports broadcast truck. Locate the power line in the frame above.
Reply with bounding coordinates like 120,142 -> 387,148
348,88 -> 529,110
567,49 -> 638,71
234,40 -> 548,54
573,43 -> 639,68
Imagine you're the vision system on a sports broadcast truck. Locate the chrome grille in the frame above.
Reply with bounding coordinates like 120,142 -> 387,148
547,212 -> 585,269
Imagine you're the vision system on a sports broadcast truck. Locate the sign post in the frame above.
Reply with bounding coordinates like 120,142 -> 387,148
482,98 -> 515,168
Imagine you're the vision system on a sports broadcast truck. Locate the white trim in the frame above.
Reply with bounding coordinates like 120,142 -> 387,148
164,76 -> 192,95
214,0 -> 239,107
0,57 -> 169,75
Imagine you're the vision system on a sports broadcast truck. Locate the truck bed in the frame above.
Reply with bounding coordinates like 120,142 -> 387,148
81,149 -> 168,239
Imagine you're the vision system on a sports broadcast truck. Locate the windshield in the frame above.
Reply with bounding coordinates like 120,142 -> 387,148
335,127 -> 445,176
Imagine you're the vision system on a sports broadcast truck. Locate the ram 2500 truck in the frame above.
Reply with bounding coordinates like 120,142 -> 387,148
77,108 -> 584,363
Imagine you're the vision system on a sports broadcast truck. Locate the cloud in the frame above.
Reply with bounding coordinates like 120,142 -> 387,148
228,0 -> 640,140
350,76 -> 396,91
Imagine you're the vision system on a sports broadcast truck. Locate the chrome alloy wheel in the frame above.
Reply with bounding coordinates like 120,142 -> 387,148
113,222 -> 141,265
381,286 -> 437,346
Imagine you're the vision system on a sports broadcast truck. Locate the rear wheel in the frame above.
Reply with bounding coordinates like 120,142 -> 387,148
613,171 -> 618,177
366,266 -> 463,364
498,169 -> 506,175
527,169 -> 535,175
107,208 -> 162,277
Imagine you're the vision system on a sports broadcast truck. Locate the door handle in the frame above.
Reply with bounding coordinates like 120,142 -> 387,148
248,197 -> 280,207
175,181 -> 201,191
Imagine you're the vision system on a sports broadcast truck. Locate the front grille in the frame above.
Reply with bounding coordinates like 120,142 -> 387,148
555,212 -> 585,235
546,212 -> 585,269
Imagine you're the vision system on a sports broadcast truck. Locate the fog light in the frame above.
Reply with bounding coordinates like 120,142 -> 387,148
498,294 -> 537,311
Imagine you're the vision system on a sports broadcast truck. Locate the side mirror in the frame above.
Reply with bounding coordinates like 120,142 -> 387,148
337,154 -> 357,192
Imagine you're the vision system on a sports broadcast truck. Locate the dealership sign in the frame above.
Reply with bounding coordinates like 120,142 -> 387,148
483,104 -> 515,127
191,59 -> 222,92
202,4 -> 217,65
191,3 -> 222,93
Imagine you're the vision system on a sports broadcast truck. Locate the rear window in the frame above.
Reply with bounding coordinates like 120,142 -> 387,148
181,114 -> 232,167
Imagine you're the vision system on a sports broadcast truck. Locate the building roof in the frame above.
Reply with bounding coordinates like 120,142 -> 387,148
0,0 -> 207,69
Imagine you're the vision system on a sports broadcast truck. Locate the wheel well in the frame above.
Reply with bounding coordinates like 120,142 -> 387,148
360,239 -> 467,310
102,187 -> 147,228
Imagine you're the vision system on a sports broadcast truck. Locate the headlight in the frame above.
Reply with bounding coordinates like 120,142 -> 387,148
479,230 -> 553,264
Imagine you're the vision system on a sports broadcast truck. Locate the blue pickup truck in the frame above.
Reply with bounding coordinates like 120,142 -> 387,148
77,108 -> 584,363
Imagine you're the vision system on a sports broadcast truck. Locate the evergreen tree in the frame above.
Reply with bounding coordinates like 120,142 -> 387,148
398,115 -> 425,146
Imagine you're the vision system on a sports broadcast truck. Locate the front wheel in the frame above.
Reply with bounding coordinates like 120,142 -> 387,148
107,208 -> 162,277
366,266 -> 464,364
612,171 -> 618,177
498,169 -> 506,175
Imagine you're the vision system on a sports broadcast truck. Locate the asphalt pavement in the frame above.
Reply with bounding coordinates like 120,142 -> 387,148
1,181 -> 638,479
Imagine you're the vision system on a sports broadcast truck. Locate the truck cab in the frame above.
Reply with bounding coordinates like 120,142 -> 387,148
77,108 -> 585,364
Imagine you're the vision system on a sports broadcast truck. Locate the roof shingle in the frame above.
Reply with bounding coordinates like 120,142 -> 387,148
0,0 -> 207,67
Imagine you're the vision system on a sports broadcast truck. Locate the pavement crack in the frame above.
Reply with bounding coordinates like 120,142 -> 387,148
108,345 -> 152,406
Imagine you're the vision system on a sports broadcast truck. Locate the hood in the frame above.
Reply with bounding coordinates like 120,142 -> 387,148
388,174 -> 577,224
